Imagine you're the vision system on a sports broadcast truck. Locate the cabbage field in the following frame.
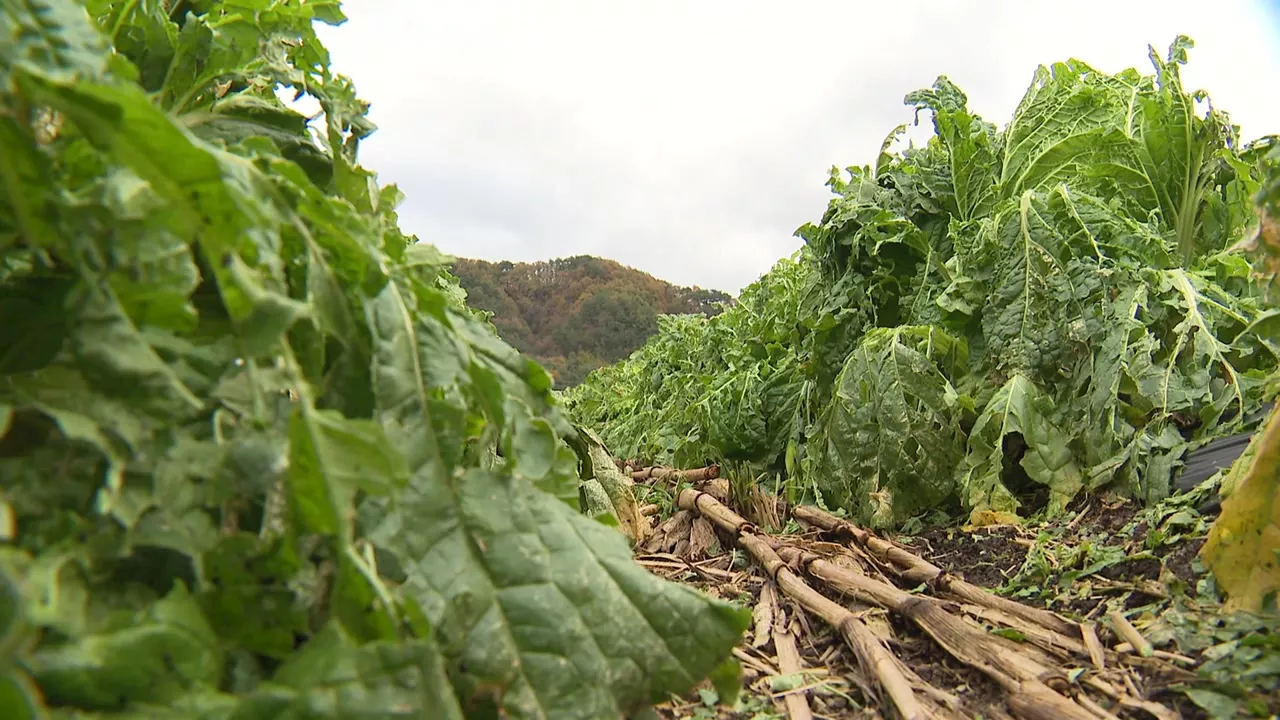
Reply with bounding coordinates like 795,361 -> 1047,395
563,33 -> 1280,718
565,38 -> 1280,532
2,1 -> 1279,718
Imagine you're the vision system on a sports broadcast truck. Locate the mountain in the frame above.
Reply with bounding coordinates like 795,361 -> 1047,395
451,255 -> 732,387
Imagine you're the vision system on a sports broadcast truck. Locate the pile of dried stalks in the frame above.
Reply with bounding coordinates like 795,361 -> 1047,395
632,469 -> 1197,720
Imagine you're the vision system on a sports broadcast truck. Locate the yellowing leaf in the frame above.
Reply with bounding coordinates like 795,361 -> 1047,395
965,509 -> 1023,528
1201,405 -> 1280,612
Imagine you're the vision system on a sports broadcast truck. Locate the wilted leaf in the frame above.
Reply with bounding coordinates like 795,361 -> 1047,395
1201,406 -> 1280,612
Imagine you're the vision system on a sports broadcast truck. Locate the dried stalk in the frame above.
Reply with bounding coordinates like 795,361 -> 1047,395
1107,610 -> 1154,658
1081,622 -> 1107,669
794,506 -> 1079,638
634,464 -> 721,482
738,533 -> 929,720
773,616 -> 815,720
640,509 -> 694,553
751,581 -> 777,649
958,604 -> 1090,660
1084,676 -> 1179,720
677,489 -> 932,720
775,545 -> 1100,720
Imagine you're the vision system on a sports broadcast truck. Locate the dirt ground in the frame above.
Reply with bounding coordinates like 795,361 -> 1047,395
634,480 -> 1278,720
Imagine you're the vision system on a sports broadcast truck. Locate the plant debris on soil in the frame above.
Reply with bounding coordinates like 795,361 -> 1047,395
624,467 -> 1280,720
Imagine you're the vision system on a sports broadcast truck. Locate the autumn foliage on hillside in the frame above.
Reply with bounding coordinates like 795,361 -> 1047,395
452,255 -> 732,386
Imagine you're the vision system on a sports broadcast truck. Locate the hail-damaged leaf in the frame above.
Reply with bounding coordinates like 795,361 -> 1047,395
303,242 -> 358,350
808,325 -> 967,528
958,375 -> 1083,524
95,0 -> 178,91
703,365 -> 769,462
973,192 -> 1080,377
905,76 -> 1000,222
570,425 -> 649,542
199,533 -> 308,660
1154,269 -> 1249,433
507,401 -> 582,509
1083,282 -> 1155,465
1137,37 -> 1239,265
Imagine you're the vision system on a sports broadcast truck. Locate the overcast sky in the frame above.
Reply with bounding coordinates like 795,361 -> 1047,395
310,1 -> 1280,295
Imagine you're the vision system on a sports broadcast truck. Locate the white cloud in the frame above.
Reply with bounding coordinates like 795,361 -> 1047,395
311,0 -> 1280,294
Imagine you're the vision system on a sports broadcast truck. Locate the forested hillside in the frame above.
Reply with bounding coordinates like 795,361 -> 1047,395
451,255 -> 731,386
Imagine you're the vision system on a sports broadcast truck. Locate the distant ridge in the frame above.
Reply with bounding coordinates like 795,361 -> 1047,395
451,255 -> 732,387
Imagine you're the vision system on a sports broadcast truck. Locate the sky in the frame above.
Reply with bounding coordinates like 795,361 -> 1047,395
308,1 -> 1280,295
